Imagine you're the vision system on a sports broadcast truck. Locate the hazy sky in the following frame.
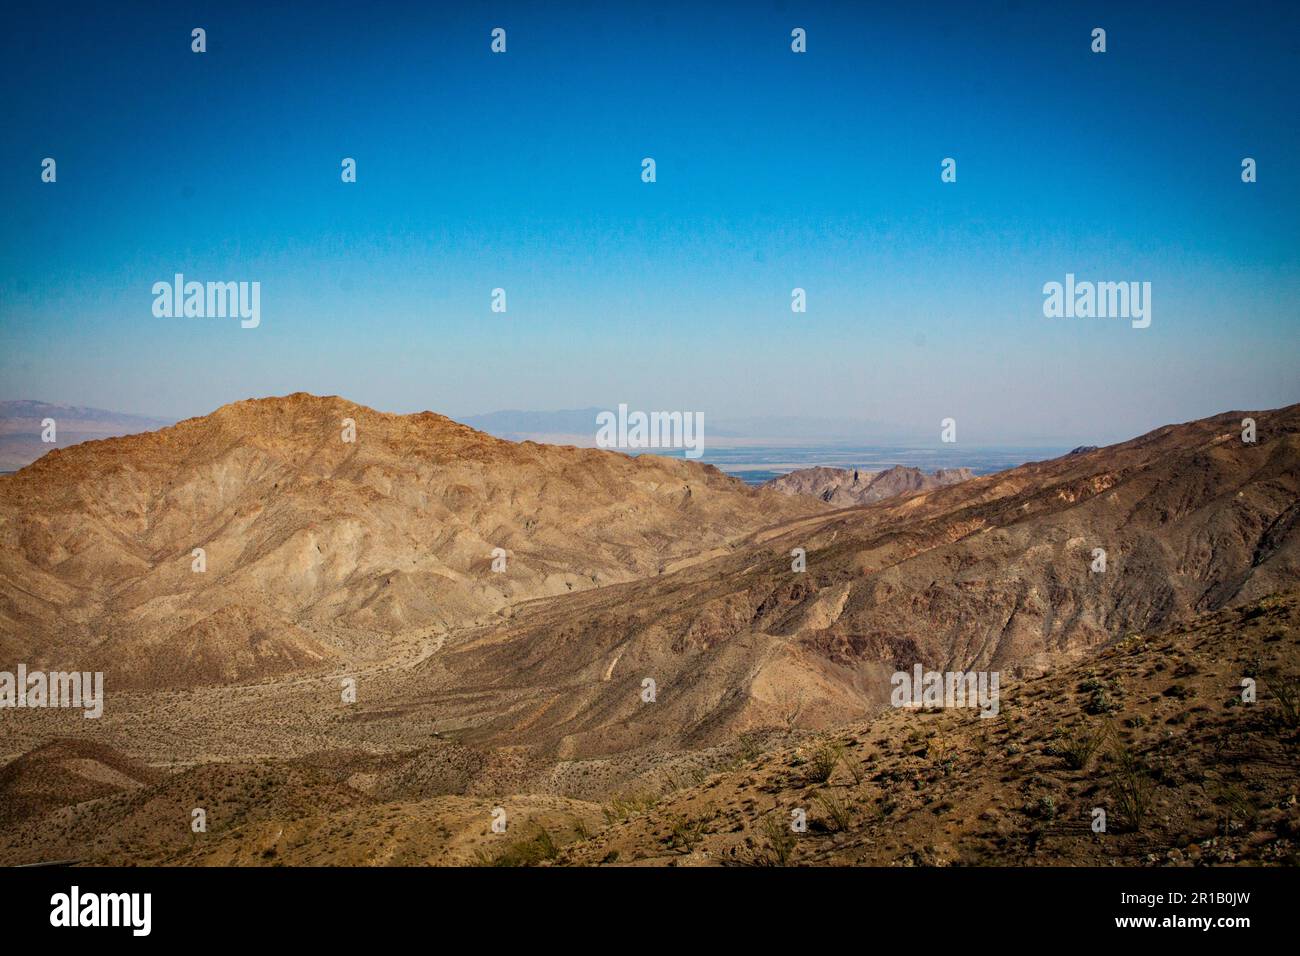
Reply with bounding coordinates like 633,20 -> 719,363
2,0 -> 1297,445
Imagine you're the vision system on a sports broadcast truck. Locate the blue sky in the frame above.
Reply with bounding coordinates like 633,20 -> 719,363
1,0 -> 1297,445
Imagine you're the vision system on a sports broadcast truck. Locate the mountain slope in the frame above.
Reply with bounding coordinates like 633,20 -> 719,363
561,593 -> 1300,866
764,465 -> 975,506
0,393 -> 820,687
3,594 -> 1293,867
402,406 -> 1299,757
0,738 -> 164,830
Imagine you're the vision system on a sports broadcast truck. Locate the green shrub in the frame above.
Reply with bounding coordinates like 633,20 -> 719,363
1267,672 -> 1300,728
814,791 -> 852,832
602,792 -> 659,825
750,811 -> 797,866
478,826 -> 559,867
667,814 -> 706,853
807,738 -> 844,784
1054,723 -> 1107,770
1107,748 -> 1154,832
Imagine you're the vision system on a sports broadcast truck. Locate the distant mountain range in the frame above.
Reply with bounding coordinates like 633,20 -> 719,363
1,401 -> 1078,472
459,408 -> 746,442
0,401 -> 172,471
457,408 -> 975,444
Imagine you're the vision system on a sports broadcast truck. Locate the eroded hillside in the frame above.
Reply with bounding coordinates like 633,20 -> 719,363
0,393 -> 820,687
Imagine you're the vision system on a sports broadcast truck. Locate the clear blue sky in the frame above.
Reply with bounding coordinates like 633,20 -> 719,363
1,0 -> 1297,445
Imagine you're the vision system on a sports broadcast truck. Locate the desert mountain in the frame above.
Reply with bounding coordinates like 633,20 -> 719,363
392,406 -> 1299,758
764,464 -> 975,506
0,401 -> 1296,867
0,393 -> 820,688
2,399 -> 1295,738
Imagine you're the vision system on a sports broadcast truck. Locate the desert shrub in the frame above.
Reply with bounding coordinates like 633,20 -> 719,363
843,755 -> 865,787
602,792 -> 659,825
1267,672 -> 1300,728
1081,673 -> 1123,715
749,811 -> 797,866
925,735 -> 956,775
1107,748 -> 1154,832
1032,794 -> 1057,822
1215,784 -> 1258,833
478,826 -> 559,867
737,732 -> 764,762
1085,688 -> 1117,715
814,791 -> 852,832
666,814 -> 706,853
1054,723 -> 1107,770
807,738 -> 844,784
659,765 -> 708,794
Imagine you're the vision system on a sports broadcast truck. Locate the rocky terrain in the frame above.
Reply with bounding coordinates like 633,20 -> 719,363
0,396 -> 1296,866
0,393 -> 819,688
562,593 -> 1300,866
763,464 -> 975,506
1,594 -> 1293,867
391,403 -> 1297,759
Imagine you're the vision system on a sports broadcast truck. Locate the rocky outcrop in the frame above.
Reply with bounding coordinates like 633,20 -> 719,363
764,464 -> 975,506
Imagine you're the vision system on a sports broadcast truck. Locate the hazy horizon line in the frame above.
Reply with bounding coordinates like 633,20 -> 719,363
3,393 -> 1291,452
